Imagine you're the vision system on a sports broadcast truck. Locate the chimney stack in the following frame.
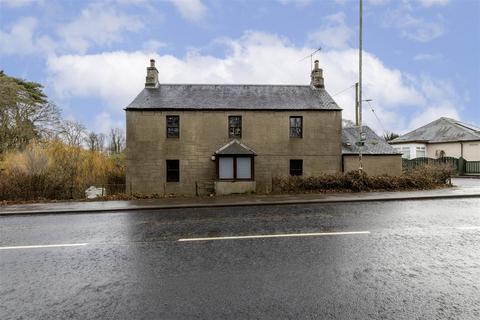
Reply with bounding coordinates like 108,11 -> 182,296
310,60 -> 324,89
145,59 -> 159,88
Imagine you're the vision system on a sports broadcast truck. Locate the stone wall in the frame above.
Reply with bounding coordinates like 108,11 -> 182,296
126,110 -> 342,195
342,154 -> 402,176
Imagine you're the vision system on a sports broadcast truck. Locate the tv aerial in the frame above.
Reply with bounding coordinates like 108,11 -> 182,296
299,47 -> 322,71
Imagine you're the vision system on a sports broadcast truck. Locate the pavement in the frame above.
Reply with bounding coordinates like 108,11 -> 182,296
1,198 -> 479,319
1,177 -> 479,215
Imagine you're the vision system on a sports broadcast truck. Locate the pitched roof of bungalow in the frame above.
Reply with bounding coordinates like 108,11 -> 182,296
342,125 -> 399,155
390,117 -> 480,144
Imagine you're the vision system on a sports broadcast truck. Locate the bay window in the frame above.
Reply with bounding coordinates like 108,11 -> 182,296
218,156 -> 254,180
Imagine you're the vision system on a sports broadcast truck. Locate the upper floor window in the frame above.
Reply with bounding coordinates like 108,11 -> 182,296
166,116 -> 179,138
289,116 -> 303,138
229,116 -> 242,138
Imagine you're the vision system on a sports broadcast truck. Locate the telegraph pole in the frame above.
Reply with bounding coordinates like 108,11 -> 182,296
357,0 -> 364,171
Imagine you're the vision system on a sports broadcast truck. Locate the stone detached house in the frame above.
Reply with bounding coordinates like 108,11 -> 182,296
125,59 -> 343,195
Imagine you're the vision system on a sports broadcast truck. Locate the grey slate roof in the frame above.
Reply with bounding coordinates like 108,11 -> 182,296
390,117 -> 480,144
125,84 -> 341,111
215,140 -> 256,155
342,126 -> 400,155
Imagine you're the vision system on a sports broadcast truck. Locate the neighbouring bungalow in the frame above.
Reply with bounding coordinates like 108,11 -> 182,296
125,59 -> 343,196
390,117 -> 480,161
342,125 -> 402,176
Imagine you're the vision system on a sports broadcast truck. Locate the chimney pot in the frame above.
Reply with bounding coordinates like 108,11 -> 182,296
310,60 -> 324,89
145,58 -> 159,88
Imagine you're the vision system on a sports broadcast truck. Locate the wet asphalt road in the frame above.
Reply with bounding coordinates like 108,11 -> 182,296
1,199 -> 480,320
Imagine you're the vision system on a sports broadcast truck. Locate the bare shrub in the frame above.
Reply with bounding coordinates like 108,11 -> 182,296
0,141 -> 126,201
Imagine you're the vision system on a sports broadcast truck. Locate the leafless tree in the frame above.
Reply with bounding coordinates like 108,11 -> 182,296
383,131 -> 400,142
85,132 -> 106,152
108,128 -> 125,154
57,120 -> 87,147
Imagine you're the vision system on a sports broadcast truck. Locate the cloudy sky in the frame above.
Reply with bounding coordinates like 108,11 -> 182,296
1,0 -> 479,135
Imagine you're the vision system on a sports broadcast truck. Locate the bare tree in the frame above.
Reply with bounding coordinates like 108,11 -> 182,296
108,128 -> 125,154
383,131 -> 400,142
97,133 -> 106,152
57,120 -> 87,147
85,132 -> 106,152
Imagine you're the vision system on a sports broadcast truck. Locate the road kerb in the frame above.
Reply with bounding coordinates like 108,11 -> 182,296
0,192 -> 479,216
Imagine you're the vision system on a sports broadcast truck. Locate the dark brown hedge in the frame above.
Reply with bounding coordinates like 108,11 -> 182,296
273,165 -> 453,193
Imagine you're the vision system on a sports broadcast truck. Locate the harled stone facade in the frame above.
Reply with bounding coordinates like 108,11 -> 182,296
126,109 -> 342,195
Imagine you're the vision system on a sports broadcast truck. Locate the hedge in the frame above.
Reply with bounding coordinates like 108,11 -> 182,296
272,165 -> 452,193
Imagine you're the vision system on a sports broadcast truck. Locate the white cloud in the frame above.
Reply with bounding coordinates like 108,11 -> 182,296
403,75 -> 459,130
278,0 -> 313,7
405,20 -> 444,42
409,105 -> 458,130
58,3 -> 144,53
413,53 -> 443,62
335,0 -> 390,6
46,31 -> 461,135
366,0 -> 390,5
142,39 -> 167,52
417,0 -> 450,7
308,12 -> 353,49
385,9 -> 445,42
47,51 -> 148,110
115,0 -> 148,4
0,17 -> 53,55
94,111 -> 123,135
167,0 -> 206,23
0,0 -> 41,7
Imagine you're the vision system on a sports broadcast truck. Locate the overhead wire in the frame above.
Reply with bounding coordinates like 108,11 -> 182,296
366,100 -> 387,136
331,84 -> 356,97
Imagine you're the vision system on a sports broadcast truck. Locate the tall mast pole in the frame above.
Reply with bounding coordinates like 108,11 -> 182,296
355,82 -> 359,126
358,0 -> 364,171
359,0 -> 363,128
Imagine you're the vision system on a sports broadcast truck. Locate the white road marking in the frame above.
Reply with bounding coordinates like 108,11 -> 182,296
456,226 -> 480,230
0,243 -> 88,250
178,231 -> 370,242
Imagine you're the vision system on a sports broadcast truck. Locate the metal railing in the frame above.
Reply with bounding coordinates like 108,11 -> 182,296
402,157 -> 459,172
466,161 -> 480,174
